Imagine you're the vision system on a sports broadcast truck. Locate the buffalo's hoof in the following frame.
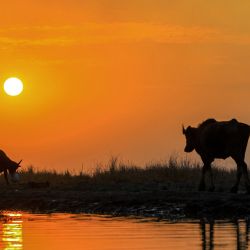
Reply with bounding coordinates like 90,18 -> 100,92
208,186 -> 215,192
230,186 -> 238,193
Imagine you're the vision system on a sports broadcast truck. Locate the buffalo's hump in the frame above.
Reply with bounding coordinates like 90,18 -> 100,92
197,119 -> 250,158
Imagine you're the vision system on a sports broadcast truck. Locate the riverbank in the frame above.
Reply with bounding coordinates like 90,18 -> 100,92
0,158 -> 249,220
1,187 -> 250,220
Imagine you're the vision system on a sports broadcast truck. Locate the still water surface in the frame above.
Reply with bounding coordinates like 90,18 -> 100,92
0,212 -> 249,250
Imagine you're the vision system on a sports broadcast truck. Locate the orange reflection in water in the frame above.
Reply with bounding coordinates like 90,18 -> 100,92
2,213 -> 23,250
0,213 -> 249,250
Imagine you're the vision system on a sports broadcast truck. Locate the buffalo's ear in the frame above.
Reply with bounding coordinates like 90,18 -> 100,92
182,125 -> 186,135
17,160 -> 22,166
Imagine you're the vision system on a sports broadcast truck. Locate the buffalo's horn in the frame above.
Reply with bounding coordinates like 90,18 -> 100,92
182,125 -> 186,134
17,160 -> 22,166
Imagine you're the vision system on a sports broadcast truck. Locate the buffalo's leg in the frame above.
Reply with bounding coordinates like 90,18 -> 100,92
232,157 -> 250,193
199,158 -> 214,191
231,165 -> 242,193
199,166 -> 207,191
241,161 -> 250,193
199,161 -> 211,191
207,166 -> 215,192
4,169 -> 9,185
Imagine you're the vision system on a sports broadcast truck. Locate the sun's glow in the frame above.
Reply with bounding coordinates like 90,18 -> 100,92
3,77 -> 23,96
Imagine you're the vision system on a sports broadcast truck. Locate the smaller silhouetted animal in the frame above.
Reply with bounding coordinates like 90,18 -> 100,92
182,118 -> 250,193
0,150 -> 22,184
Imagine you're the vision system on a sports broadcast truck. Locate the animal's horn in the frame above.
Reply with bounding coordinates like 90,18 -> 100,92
18,160 -> 22,166
182,125 -> 186,134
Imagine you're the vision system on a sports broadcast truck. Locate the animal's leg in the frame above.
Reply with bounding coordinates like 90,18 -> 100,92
199,159 -> 213,191
207,165 -> 215,192
241,161 -> 250,193
4,170 -> 9,185
231,165 -> 242,193
199,164 -> 209,191
199,166 -> 206,191
232,156 -> 250,193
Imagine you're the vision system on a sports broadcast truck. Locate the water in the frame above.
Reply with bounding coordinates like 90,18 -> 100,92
0,212 -> 249,250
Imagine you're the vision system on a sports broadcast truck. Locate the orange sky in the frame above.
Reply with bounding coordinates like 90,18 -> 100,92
1,0 -> 250,171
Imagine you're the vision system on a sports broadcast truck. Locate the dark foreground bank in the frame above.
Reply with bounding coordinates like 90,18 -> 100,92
1,187 -> 250,220
0,157 -> 249,219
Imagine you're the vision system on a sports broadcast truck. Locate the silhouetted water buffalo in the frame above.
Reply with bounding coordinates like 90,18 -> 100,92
0,150 -> 22,184
182,118 -> 250,193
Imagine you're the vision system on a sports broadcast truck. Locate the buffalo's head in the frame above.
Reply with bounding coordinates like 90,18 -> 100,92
9,160 -> 22,182
182,125 -> 197,152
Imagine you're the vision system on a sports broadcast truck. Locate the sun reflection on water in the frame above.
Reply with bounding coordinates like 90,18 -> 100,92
2,213 -> 23,250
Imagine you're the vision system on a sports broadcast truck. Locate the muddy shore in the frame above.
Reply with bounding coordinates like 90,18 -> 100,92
1,186 -> 250,220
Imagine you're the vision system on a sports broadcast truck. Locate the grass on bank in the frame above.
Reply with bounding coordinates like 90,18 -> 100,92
0,157 -> 240,192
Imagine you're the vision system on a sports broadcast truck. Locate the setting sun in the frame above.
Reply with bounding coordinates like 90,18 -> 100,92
3,77 -> 23,96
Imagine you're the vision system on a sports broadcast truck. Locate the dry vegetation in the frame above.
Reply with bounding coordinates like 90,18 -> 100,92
1,157 -> 240,192
0,157 -> 248,218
